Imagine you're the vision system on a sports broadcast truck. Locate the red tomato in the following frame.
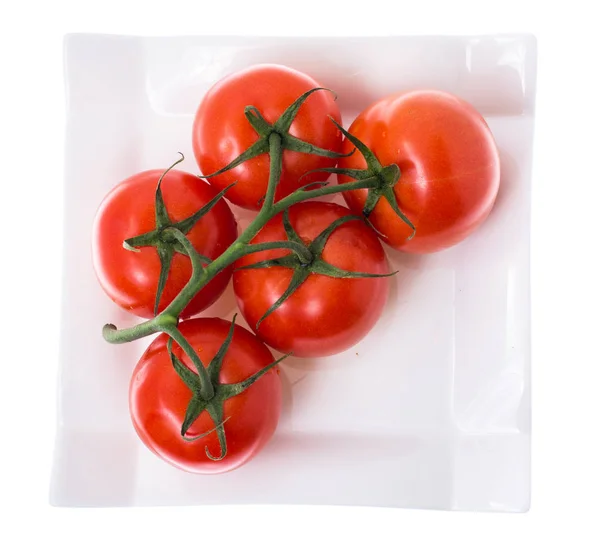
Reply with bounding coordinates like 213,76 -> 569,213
130,318 -> 282,474
339,90 -> 500,253
233,201 -> 390,358
192,64 -> 343,210
92,169 -> 237,319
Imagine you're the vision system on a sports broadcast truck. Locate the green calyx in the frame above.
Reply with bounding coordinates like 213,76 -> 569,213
166,314 -> 289,461
310,119 -> 416,240
122,153 -> 235,315
237,209 -> 397,329
199,88 -> 351,196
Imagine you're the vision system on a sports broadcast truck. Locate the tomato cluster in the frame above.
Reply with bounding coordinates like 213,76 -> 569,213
92,64 -> 500,474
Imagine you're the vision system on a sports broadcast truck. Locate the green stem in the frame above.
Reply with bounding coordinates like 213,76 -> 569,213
262,133 -> 283,209
102,145 -> 380,346
273,176 -> 380,213
102,314 -> 174,344
160,228 -> 208,318
163,325 -> 214,401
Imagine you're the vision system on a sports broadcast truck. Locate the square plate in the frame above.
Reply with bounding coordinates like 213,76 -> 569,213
51,34 -> 535,510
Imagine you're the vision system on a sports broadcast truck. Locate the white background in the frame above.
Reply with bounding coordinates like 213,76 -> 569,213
1,0 -> 598,556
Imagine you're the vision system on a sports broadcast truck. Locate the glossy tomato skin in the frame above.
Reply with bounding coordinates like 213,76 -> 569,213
192,64 -> 343,210
339,90 -> 500,253
234,201 -> 390,358
92,169 -> 238,319
130,318 -> 282,474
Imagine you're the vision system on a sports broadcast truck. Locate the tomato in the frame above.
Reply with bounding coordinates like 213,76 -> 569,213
130,318 -> 282,474
92,168 -> 237,319
192,64 -> 343,210
233,201 -> 390,358
338,90 -> 500,253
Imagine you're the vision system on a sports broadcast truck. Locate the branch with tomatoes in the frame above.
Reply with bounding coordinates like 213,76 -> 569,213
92,64 -> 500,473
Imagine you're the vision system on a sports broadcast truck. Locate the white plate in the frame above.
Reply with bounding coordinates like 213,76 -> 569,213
51,34 -> 536,510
